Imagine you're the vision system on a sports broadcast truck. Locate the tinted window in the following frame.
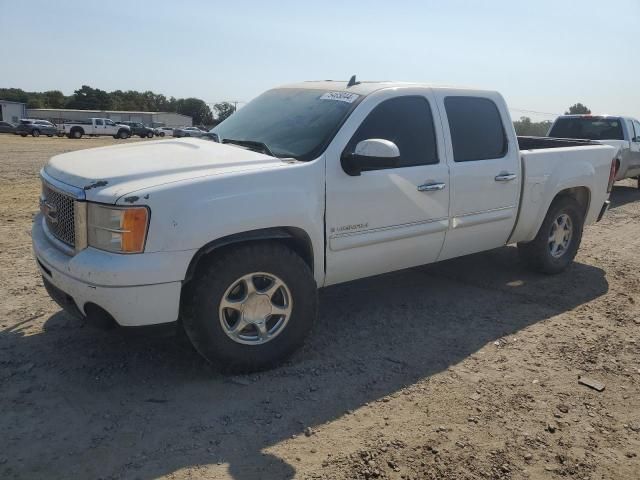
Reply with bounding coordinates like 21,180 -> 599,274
213,88 -> 362,160
346,96 -> 438,168
445,97 -> 507,162
633,121 -> 640,141
548,117 -> 624,140
95,119 -> 104,126
104,120 -> 115,126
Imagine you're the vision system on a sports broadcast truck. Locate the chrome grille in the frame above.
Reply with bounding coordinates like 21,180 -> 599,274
41,181 -> 76,247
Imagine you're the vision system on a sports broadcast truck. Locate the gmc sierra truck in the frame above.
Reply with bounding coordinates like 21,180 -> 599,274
61,118 -> 131,139
32,80 -> 617,371
548,114 -> 640,186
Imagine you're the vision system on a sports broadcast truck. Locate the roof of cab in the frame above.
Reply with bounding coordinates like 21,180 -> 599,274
279,79 -> 496,97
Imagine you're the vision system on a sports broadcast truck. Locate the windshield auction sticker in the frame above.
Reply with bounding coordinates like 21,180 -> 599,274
320,92 -> 360,103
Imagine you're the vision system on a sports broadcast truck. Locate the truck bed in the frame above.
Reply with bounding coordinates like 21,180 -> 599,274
518,136 -> 599,151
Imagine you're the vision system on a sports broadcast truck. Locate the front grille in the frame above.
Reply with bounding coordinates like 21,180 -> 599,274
42,181 -> 76,247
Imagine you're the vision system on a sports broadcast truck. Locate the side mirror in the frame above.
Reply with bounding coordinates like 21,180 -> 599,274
341,139 -> 400,176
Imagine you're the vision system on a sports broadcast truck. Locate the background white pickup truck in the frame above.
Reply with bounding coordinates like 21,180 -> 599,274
548,114 -> 640,185
33,80 -> 617,371
62,117 -> 131,139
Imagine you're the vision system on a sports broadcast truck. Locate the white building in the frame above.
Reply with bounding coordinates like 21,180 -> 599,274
26,108 -> 192,128
0,100 -> 27,124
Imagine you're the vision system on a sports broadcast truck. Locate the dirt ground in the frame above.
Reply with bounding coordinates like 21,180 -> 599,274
0,134 -> 639,480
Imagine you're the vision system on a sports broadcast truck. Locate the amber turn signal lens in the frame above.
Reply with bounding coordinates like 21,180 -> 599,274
121,207 -> 149,253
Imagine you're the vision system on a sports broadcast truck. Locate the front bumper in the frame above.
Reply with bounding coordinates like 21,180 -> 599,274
32,214 -> 194,327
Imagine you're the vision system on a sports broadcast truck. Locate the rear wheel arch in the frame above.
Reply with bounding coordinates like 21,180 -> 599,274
183,227 -> 315,285
552,186 -> 590,219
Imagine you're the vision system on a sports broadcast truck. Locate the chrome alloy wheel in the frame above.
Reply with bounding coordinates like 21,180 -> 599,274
219,272 -> 293,345
548,213 -> 573,258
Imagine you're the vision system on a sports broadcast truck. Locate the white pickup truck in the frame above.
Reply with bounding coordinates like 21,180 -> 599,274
32,80 -> 617,371
548,114 -> 640,186
62,118 -> 131,139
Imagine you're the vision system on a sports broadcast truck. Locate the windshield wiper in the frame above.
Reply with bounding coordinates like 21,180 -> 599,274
222,138 -> 276,158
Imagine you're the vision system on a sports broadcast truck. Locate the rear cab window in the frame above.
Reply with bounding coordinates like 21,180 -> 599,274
548,117 -> 624,140
444,96 -> 507,162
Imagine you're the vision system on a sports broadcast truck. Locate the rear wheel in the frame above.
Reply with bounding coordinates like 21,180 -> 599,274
160,132 -> 165,137
71,129 -> 83,139
147,132 -> 154,138
32,129 -> 40,137
517,196 -> 584,274
182,242 -> 317,372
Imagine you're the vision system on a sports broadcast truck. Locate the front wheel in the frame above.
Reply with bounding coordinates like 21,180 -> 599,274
159,132 -> 165,137
517,196 -> 584,274
182,242 -> 317,372
147,132 -> 154,138
117,129 -> 129,139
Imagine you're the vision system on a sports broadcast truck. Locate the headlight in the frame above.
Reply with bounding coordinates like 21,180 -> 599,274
87,204 -> 149,253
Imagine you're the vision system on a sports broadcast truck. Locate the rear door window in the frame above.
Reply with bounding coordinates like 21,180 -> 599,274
95,119 -> 104,126
444,97 -> 507,162
633,121 -> 640,142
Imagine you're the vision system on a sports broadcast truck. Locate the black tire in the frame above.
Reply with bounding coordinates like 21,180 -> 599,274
20,133 -> 27,137
517,196 -> 584,274
182,242 -> 318,372
71,128 -> 83,139
117,129 -> 129,139
32,129 -> 40,137
160,132 -> 165,137
147,132 -> 154,138
47,134 -> 53,137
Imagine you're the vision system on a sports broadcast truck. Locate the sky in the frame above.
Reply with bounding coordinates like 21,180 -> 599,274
1,0 -> 638,121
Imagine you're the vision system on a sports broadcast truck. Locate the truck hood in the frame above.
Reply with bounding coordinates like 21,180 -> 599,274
44,138 -> 287,202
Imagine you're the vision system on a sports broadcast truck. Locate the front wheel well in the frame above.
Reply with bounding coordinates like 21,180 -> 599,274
183,227 -> 314,284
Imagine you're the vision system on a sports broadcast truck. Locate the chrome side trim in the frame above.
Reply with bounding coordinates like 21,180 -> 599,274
451,206 -> 515,229
40,168 -> 86,201
329,218 -> 449,252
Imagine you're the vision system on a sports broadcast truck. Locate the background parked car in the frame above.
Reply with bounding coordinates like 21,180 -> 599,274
173,126 -> 206,138
15,119 -> 58,137
154,127 -> 174,137
0,121 -> 16,134
117,121 -> 155,138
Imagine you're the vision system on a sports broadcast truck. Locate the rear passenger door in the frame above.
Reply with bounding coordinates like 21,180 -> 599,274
94,118 -> 104,134
434,92 -> 521,260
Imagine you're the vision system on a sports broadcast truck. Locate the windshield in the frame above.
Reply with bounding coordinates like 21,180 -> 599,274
548,117 -> 624,140
211,88 -> 362,160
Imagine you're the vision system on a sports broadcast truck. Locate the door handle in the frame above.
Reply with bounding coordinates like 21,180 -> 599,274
495,173 -> 517,182
417,182 -> 446,192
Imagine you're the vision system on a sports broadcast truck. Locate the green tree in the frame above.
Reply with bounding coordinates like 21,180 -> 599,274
213,102 -> 236,122
65,85 -> 112,110
513,116 -> 553,136
565,103 -> 591,115
176,98 -> 214,125
43,90 -> 66,108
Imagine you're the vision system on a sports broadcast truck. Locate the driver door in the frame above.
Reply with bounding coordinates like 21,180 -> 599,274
324,91 -> 450,285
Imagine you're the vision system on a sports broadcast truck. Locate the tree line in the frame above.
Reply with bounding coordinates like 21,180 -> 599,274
513,103 -> 591,136
0,85 -> 237,125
